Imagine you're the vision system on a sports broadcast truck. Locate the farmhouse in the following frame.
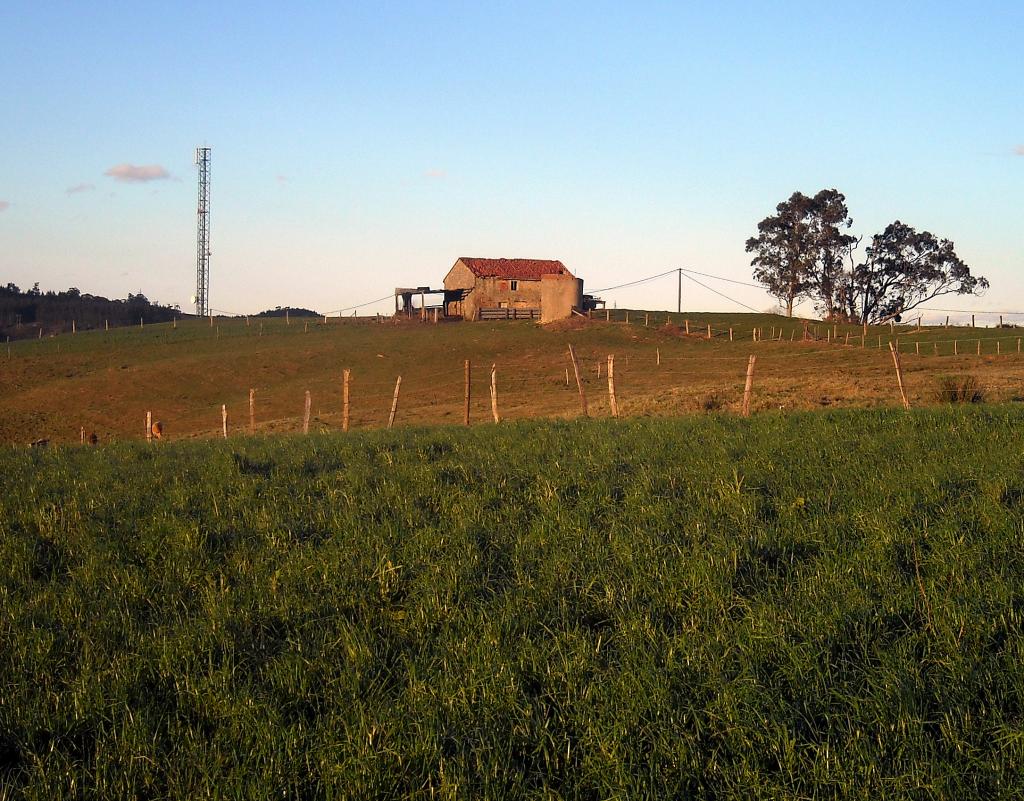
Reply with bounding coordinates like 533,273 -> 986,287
442,258 -> 583,323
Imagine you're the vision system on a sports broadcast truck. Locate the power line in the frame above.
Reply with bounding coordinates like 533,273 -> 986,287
679,267 -> 763,289
324,294 -> 396,315
917,306 -> 1024,315
679,271 -> 763,314
590,270 -> 678,294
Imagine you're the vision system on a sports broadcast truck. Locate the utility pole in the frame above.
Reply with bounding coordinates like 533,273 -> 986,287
677,268 -> 682,313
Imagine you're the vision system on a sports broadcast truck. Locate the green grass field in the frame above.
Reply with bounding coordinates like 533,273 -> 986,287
3,407 -> 1023,798
3,310 -> 1024,445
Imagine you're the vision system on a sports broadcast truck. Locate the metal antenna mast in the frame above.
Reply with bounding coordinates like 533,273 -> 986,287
194,146 -> 211,318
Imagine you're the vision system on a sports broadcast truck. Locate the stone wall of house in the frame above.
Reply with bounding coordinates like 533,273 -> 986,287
441,258 -> 581,321
540,274 -> 584,322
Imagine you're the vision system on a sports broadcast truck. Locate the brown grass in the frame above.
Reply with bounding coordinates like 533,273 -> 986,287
2,313 -> 1022,444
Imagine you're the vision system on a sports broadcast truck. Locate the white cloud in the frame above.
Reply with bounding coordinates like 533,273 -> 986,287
0,201 -> 9,212
424,168 -> 446,179
104,163 -> 171,182
66,182 -> 95,194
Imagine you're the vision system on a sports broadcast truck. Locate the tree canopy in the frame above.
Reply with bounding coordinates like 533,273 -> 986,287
744,190 -> 856,317
839,221 -> 988,324
748,191 -> 986,322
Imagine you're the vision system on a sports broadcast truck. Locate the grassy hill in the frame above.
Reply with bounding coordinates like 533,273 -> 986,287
2,310 -> 1023,445
2,408 -> 1022,797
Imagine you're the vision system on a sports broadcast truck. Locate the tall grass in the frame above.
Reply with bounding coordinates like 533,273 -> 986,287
2,407 -> 1023,798
934,374 -> 985,404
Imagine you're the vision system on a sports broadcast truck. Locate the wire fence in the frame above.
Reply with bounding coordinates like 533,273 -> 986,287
8,312 -> 1024,446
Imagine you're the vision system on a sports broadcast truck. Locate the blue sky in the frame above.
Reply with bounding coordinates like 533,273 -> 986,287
1,1 -> 1021,321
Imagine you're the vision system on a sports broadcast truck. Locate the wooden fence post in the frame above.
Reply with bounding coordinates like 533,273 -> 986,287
889,342 -> 910,409
607,355 -> 618,418
464,360 -> 471,426
105,320 -> 109,331
388,377 -> 402,429
741,355 -> 756,417
249,388 -> 255,434
72,320 -> 76,334
915,342 -> 920,356
565,367 -> 569,386
707,323 -> 712,340
685,319 -> 690,335
971,314 -> 975,328
977,339 -> 981,356
997,340 -> 1001,355
80,427 -> 85,445
645,313 -> 649,326
656,348 -> 661,366
490,364 -> 499,423
221,405 -> 228,438
729,327 -> 733,342
954,340 -> 958,355
303,390 -> 311,433
146,411 -> 152,442
567,344 -> 588,416
343,369 -> 351,432
286,310 -> 290,326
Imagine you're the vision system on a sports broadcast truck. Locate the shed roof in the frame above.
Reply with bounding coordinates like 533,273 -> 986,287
458,258 -> 572,280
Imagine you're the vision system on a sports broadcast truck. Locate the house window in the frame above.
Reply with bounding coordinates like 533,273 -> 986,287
510,280 -> 518,291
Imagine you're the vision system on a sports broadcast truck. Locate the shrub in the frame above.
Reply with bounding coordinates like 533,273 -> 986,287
702,392 -> 724,412
935,374 -> 985,404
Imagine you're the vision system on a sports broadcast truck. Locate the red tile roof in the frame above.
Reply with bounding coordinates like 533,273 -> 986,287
459,258 -> 572,280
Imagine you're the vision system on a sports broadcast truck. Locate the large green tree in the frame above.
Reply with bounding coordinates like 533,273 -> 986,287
840,221 -> 987,324
745,189 -> 856,318
749,192 -> 986,322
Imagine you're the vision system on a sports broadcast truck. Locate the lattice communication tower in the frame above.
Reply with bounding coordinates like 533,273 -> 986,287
194,146 -> 211,318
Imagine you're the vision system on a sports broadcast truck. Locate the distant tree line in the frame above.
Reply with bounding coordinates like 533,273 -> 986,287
746,190 -> 987,323
0,282 -> 180,339
255,306 -> 322,318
